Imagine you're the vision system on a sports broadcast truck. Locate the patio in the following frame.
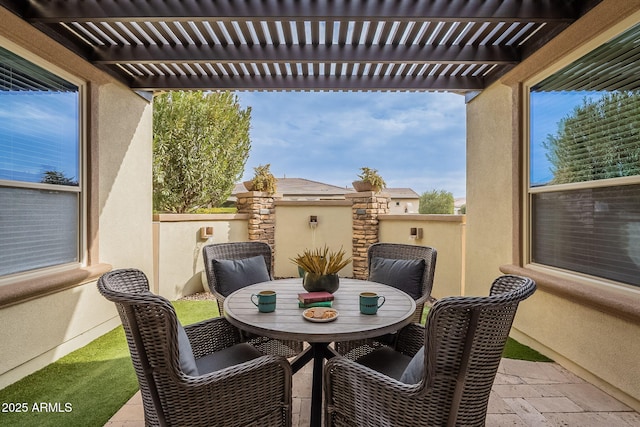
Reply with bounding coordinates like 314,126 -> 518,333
2,0 -> 640,422
106,357 -> 640,426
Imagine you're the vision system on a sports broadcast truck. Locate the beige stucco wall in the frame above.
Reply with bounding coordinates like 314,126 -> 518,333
379,215 -> 465,299
466,0 -> 640,409
0,9 -> 153,387
465,82 -> 517,296
153,215 -> 249,300
97,84 -> 153,274
274,202 -> 353,278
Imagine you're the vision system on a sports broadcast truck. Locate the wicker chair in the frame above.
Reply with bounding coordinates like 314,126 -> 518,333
98,268 -> 292,427
324,275 -> 536,427
334,243 -> 437,357
202,242 -> 303,357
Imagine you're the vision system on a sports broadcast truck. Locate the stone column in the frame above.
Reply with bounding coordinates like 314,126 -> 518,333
346,191 -> 390,279
236,191 -> 281,247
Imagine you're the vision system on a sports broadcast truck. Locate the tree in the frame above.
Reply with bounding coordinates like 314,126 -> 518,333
41,170 -> 77,186
419,189 -> 454,214
153,91 -> 251,213
544,91 -> 640,184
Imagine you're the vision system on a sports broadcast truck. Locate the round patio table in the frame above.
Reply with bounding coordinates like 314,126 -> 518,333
223,277 -> 416,427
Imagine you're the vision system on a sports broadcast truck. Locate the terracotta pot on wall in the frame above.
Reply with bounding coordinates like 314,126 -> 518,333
352,180 -> 379,192
243,180 -> 255,191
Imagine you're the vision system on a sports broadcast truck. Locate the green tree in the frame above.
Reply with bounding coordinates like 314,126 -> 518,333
153,91 -> 251,213
41,170 -> 77,186
419,189 -> 454,214
544,91 -> 640,184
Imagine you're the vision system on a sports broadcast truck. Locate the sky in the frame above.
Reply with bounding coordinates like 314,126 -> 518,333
530,90 -> 599,186
0,92 -> 79,184
235,91 -> 467,198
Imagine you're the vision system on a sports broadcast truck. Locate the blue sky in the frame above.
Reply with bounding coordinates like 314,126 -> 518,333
0,92 -> 79,184
530,90 -> 600,186
236,91 -> 467,198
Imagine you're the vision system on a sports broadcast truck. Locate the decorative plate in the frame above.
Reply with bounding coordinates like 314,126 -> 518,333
302,308 -> 339,323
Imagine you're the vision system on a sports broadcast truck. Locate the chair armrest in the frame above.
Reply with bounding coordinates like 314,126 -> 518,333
208,289 -> 227,315
412,294 -> 437,323
324,356 -> 423,425
395,323 -> 425,357
325,356 -> 420,397
184,316 -> 243,358
171,355 -> 292,425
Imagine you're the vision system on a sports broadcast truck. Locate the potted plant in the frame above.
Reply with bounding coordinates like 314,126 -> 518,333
243,163 -> 277,194
291,245 -> 352,293
352,167 -> 386,192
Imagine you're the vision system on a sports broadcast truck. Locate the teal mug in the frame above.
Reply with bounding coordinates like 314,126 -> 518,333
251,290 -> 277,313
360,292 -> 385,315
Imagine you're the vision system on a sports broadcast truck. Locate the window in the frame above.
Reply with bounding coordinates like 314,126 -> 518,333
528,23 -> 640,288
0,46 -> 83,278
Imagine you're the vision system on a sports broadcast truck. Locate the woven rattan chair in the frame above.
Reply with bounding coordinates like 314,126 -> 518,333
334,243 -> 437,357
202,242 -> 303,357
324,275 -> 536,427
98,268 -> 292,427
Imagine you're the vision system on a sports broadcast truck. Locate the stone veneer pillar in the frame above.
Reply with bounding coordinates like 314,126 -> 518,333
346,191 -> 390,279
236,191 -> 281,247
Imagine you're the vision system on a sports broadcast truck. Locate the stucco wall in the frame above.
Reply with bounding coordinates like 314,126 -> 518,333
274,202 -> 353,278
378,215 -> 465,299
97,84 -> 154,275
465,82 -> 516,296
0,9 -> 153,387
153,215 -> 249,300
466,0 -> 640,409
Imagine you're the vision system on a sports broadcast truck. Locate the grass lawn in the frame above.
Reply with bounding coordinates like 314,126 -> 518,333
0,299 -> 550,426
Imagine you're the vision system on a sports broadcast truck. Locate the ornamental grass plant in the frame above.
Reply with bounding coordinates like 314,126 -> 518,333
290,245 -> 352,275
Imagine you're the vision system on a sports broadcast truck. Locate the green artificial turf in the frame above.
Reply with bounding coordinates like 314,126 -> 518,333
0,299 -> 219,427
503,337 -> 553,362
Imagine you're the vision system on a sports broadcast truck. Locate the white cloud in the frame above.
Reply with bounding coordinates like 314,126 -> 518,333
237,91 -> 466,197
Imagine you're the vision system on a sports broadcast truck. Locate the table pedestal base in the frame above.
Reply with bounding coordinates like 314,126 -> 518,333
290,342 -> 337,427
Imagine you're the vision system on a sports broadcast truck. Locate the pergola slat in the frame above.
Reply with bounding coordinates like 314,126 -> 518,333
130,73 -> 486,91
93,44 -> 518,65
21,0 -> 579,23
0,0 -> 599,92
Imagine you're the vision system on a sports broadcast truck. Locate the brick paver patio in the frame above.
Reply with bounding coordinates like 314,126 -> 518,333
105,358 -> 640,426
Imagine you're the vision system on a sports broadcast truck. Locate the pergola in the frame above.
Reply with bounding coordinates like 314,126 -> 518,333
0,0 -> 601,92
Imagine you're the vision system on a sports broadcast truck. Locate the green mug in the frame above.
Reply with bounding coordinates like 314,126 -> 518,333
360,292 -> 385,315
251,290 -> 276,313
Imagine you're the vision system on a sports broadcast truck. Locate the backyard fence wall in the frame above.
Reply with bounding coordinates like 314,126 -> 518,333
153,199 -> 466,300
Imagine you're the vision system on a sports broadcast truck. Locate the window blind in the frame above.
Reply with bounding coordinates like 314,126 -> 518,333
532,184 -> 640,286
0,187 -> 79,276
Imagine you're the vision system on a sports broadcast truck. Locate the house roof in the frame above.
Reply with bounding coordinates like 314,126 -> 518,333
234,177 -> 353,198
233,177 -> 419,200
0,0 -> 602,92
384,188 -> 419,199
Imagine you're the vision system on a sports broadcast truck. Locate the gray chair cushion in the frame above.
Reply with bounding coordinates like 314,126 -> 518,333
399,346 -> 425,384
212,255 -> 271,296
196,343 -> 263,375
369,257 -> 425,299
357,346 -> 412,381
177,322 -> 199,376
